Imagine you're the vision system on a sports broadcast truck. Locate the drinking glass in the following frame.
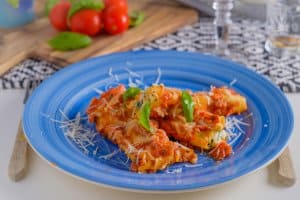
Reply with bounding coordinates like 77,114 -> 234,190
265,0 -> 300,56
212,0 -> 235,56
0,0 -> 35,29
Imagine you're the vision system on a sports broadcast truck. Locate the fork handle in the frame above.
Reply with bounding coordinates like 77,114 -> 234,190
277,147 -> 296,186
8,120 -> 29,181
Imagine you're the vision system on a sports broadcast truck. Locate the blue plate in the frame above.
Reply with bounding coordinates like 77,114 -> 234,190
23,51 -> 294,192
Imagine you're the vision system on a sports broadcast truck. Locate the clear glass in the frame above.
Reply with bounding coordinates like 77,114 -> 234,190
265,0 -> 300,56
0,0 -> 35,29
213,0 -> 235,56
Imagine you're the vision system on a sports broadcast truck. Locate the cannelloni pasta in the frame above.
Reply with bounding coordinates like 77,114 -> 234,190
87,84 -> 247,173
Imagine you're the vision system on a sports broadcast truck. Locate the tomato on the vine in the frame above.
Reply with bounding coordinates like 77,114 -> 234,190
49,1 -> 71,31
103,7 -> 129,35
104,0 -> 128,13
70,9 -> 103,36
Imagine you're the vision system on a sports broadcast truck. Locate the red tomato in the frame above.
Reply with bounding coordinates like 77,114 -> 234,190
70,10 -> 103,36
103,7 -> 129,35
208,141 -> 232,161
104,0 -> 128,12
49,1 -> 71,31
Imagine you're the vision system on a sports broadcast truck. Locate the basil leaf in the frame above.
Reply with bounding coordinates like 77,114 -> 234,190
48,32 -> 92,51
138,102 -> 152,132
6,0 -> 19,8
181,91 -> 194,122
129,11 -> 145,27
44,0 -> 60,16
68,0 -> 104,19
123,87 -> 141,101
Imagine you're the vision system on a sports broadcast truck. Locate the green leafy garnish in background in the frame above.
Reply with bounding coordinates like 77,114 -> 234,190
68,0 -> 104,19
48,32 -> 92,51
138,102 -> 152,132
129,11 -> 145,27
181,91 -> 194,122
123,87 -> 141,101
44,0 -> 60,16
6,0 -> 19,8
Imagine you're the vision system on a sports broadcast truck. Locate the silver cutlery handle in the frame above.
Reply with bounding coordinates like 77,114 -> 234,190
8,120 -> 28,181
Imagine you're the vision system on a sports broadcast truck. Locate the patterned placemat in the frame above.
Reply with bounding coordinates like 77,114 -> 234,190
1,19 -> 300,93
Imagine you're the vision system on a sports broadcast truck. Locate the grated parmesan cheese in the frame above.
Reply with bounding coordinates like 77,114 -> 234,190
225,113 -> 251,144
93,88 -> 103,95
153,67 -> 161,85
41,67 -> 252,174
166,167 -> 183,174
43,111 -> 125,164
229,78 -> 237,86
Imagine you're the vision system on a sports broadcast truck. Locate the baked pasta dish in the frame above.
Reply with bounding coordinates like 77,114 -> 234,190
87,84 -> 247,173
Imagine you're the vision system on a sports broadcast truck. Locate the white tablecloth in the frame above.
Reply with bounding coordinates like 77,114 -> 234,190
0,89 -> 299,200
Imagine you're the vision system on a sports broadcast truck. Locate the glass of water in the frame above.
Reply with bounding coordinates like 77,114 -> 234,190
265,0 -> 300,56
0,0 -> 35,29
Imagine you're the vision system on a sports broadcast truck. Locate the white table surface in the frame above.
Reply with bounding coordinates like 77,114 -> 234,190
0,89 -> 299,200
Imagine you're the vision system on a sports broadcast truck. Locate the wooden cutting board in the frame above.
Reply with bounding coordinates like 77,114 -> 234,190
0,0 -> 198,76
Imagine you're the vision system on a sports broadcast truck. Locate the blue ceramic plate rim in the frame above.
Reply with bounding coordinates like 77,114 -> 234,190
23,50 -> 294,192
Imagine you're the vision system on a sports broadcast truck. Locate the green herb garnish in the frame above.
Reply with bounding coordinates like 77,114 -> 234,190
123,87 -> 141,101
67,0 -> 104,19
138,102 -> 152,132
48,32 -> 92,51
129,11 -> 145,27
181,91 -> 194,122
